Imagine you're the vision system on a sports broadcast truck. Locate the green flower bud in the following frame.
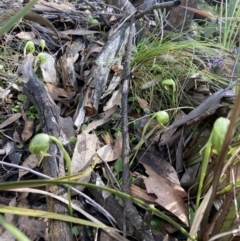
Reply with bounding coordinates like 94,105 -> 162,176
36,53 -> 47,64
212,117 -> 230,154
155,111 -> 169,125
29,133 -> 50,156
162,79 -> 176,92
34,53 -> 47,70
24,41 -> 35,57
39,39 -> 46,52
0,64 -> 4,72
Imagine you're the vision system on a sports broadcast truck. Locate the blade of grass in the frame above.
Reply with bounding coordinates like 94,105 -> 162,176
0,206 -> 111,230
0,214 -> 31,241
0,0 -> 38,37
0,179 -> 195,240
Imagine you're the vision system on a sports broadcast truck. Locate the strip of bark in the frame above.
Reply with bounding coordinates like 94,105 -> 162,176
18,55 -> 74,241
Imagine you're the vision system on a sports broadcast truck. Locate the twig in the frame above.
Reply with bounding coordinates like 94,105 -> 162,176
122,17 -> 133,237
121,17 -> 154,241
135,0 -> 181,20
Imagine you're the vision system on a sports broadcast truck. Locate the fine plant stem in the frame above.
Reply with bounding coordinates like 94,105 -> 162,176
196,142 -> 211,209
49,136 -> 73,216
130,115 -> 156,166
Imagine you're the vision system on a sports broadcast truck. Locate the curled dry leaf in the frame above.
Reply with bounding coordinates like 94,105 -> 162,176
142,163 -> 189,226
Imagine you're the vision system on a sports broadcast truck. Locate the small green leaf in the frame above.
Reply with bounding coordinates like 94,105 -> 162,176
114,158 -> 122,174
17,94 -> 26,102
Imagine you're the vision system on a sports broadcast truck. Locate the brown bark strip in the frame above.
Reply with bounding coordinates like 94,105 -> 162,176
18,55 -> 74,241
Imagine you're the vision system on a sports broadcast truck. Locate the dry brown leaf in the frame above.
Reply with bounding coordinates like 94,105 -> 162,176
45,83 -> 75,106
0,113 -> 22,129
101,74 -> 122,99
17,216 -> 47,240
83,106 -> 117,133
13,130 -> 23,145
16,31 -> 36,40
103,88 -> 121,112
97,133 -> 122,163
143,163 -> 189,226
138,151 -> 180,185
130,184 -> 157,203
136,95 -> 150,110
40,53 -> 58,85
71,132 -> 98,189
21,119 -> 34,142
111,64 -> 123,74
18,154 -> 39,180
16,193 -> 47,240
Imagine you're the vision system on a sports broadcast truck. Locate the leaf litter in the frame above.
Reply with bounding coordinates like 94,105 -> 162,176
0,0 -> 239,240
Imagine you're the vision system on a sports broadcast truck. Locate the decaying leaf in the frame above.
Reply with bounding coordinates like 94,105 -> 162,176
0,198 -> 16,240
40,53 -> 58,85
111,64 -> 123,74
136,95 -> 150,110
130,184 -> 157,203
71,132 -> 98,189
0,113 -> 22,129
16,31 -> 36,40
45,83 -> 75,106
101,74 -> 122,99
143,163 -> 189,226
138,151 -> 180,185
21,119 -> 34,142
83,106 -> 117,133
17,193 -> 47,240
17,216 -> 47,240
18,154 -> 39,180
103,88 -> 121,112
97,133 -> 122,163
